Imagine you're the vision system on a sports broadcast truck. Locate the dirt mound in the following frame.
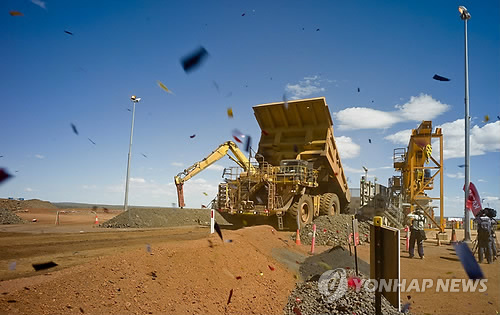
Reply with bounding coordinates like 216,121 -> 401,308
101,208 -> 230,228
0,208 -> 25,225
0,226 -> 296,315
284,269 -> 407,315
293,215 -> 371,246
0,199 -> 57,211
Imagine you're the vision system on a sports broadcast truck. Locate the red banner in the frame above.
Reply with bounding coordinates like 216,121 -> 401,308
463,182 -> 482,217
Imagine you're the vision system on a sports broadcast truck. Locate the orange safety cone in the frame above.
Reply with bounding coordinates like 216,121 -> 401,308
450,227 -> 457,244
94,214 -> 99,225
295,229 -> 301,245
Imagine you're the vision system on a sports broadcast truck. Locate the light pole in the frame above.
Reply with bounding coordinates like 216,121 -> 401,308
124,95 -> 141,212
459,6 -> 472,242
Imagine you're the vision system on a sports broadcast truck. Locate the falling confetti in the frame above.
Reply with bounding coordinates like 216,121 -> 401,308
214,222 -> 223,241
433,74 -> 450,81
32,261 -> 58,271
157,81 -> 173,94
64,30 -> 73,35
241,13 -> 245,16
283,93 -> 289,109
402,303 -> 411,313
458,164 -> 466,168
268,265 -> 275,271
180,46 -> 209,73
190,134 -> 196,139
70,123 -> 79,135
146,244 -> 151,253
293,306 -> 302,315
203,192 -> 208,196
212,81 -> 220,93
293,144 -> 298,153
453,242 -> 484,279
227,107 -> 234,118
357,88 -> 360,92
261,130 -> 269,136
484,115 -> 490,122
30,0 -> 46,9
235,276 -> 242,280
0,169 -> 13,184
244,136 -> 252,152
368,139 -> 372,144
141,153 -> 148,158
232,129 -> 245,143
316,28 -> 320,31
87,138 -> 96,145
227,289 -> 234,305
9,11 -> 23,16
8,262 -> 16,270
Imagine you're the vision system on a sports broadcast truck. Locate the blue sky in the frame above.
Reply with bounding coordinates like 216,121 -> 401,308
1,0 -> 499,216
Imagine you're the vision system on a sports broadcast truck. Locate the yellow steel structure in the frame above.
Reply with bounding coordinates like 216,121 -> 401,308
393,121 -> 445,232
174,140 -> 256,208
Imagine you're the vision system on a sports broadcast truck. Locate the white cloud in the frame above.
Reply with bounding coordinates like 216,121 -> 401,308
130,177 -> 146,183
334,94 -> 449,130
285,75 -> 325,100
477,179 -> 487,183
171,162 -> 184,167
384,129 -> 413,145
342,165 -> 365,174
395,94 -> 450,121
207,164 -> 225,171
434,120 -> 500,159
25,187 -> 33,192
35,154 -> 45,159
446,172 -> 465,179
31,0 -> 46,9
335,136 -> 360,159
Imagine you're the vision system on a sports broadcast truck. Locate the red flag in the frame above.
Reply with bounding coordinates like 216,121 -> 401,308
463,182 -> 482,216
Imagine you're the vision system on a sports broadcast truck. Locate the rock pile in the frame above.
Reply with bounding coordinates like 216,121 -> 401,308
284,270 -> 408,315
101,208 -> 229,228
293,215 -> 371,246
0,198 -> 57,211
0,208 -> 25,224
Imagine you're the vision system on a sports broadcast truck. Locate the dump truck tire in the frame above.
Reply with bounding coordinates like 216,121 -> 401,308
319,193 -> 340,216
287,194 -> 313,229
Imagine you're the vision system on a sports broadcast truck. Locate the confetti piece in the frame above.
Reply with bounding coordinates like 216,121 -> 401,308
242,219 -> 247,226
262,130 -> 269,136
64,30 -> 73,35
31,0 -> 46,9
323,229 -> 327,233
232,129 -> 246,143
484,115 -> 490,122
180,46 -> 209,73
9,11 -> 23,16
402,303 -> 411,313
0,169 -> 13,184
227,107 -> 233,118
203,192 -> 208,196
244,136 -> 252,152
316,28 -> 320,31
259,272 -> 263,276
407,295 -> 411,300
368,139 -> 372,144
227,289 -> 233,305
157,81 -> 173,94
293,306 -> 302,315
224,239 -> 233,243
32,261 -> 58,271
212,81 -> 220,93
433,74 -> 450,81
357,88 -> 360,92
458,164 -> 466,168
141,153 -> 148,158
347,276 -> 362,290
190,134 -> 196,138
8,262 -> 16,270
268,265 -> 275,271
283,93 -> 289,109
236,276 -> 242,280
241,13 -> 245,16
453,241 -> 484,279
87,138 -> 96,145
295,297 -> 301,303
146,244 -> 151,253
214,222 -> 223,241
293,145 -> 298,153
71,123 -> 79,135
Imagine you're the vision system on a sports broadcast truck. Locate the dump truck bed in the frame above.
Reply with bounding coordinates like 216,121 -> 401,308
252,97 -> 351,210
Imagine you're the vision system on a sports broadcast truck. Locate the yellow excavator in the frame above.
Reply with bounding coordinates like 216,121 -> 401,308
174,141 -> 256,208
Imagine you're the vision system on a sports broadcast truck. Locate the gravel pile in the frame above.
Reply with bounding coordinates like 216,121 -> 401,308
293,215 -> 371,246
0,198 -> 57,211
101,208 -> 230,228
284,270 -> 408,315
0,208 -> 25,224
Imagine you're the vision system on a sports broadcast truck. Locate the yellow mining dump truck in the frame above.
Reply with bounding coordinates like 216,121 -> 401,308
216,97 -> 350,229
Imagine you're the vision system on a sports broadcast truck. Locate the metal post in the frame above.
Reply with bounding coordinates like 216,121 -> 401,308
463,18 -> 471,242
124,100 -> 137,213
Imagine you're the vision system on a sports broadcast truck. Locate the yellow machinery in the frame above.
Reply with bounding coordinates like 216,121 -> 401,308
392,121 -> 445,233
174,141 -> 256,208
175,97 -> 351,230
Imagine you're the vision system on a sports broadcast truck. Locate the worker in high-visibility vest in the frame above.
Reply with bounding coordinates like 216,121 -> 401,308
407,209 -> 426,259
